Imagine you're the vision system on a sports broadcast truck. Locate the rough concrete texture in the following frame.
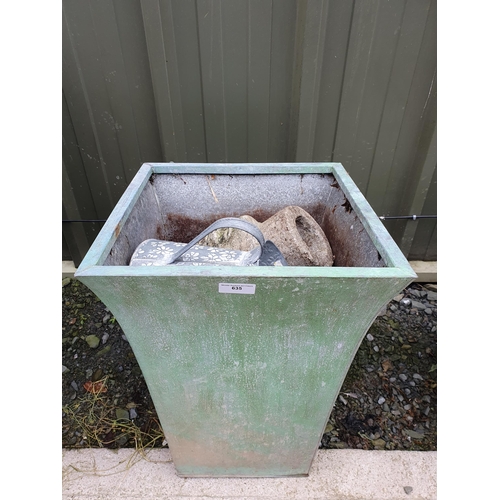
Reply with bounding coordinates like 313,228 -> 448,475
62,448 -> 436,500
200,206 -> 334,266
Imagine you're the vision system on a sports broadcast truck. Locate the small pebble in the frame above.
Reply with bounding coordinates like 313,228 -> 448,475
116,434 -> 129,446
96,345 -> 112,357
366,333 -> 374,342
404,486 -> 413,495
85,335 -> 100,349
372,438 -> 386,448
378,397 -> 386,404
411,301 -> 427,310
115,409 -> 130,421
399,374 -> 408,382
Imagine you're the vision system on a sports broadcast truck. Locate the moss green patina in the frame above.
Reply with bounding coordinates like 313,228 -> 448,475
76,163 -> 416,477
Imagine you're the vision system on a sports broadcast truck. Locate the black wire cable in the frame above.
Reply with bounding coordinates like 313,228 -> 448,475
379,215 -> 437,220
63,215 -> 437,223
62,220 -> 107,223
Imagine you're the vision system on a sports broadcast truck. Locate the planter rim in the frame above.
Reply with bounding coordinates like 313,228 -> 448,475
76,162 -> 417,281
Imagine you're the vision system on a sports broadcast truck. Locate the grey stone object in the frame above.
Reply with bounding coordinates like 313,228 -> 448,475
199,205 -> 334,266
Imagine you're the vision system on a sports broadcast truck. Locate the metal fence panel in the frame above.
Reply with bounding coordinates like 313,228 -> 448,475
63,0 -> 436,266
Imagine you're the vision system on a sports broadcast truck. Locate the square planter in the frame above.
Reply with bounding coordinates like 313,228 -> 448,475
76,162 -> 416,477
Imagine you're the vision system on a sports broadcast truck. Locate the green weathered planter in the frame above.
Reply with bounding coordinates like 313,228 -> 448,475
75,163 -> 416,477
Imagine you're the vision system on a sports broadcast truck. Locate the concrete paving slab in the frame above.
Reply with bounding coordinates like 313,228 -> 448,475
62,448 -> 436,500
63,261 -> 77,278
409,261 -> 437,283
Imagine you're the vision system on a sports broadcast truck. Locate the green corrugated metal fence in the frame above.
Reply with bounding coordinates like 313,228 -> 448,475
62,0 -> 436,266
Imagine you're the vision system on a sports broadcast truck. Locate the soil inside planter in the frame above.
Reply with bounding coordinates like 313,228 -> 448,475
62,279 -> 436,452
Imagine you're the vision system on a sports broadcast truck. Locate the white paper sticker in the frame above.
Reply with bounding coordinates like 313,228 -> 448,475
219,283 -> 256,295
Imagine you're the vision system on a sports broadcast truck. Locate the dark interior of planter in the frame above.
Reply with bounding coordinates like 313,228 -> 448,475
104,173 -> 386,268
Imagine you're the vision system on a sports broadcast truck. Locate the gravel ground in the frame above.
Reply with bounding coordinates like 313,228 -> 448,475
62,278 -> 436,452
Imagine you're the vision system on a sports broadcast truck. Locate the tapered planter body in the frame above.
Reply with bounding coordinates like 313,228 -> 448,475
76,163 -> 416,477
